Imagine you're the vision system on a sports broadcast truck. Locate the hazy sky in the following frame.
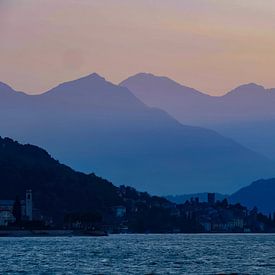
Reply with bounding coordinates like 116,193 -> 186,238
1,0 -> 275,95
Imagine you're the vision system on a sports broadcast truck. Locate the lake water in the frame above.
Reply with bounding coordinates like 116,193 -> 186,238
0,234 -> 274,274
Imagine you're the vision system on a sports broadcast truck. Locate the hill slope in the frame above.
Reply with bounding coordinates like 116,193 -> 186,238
230,178 -> 275,214
1,74 -> 275,194
0,136 -> 123,222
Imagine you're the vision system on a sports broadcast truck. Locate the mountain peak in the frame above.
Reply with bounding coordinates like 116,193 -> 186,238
69,72 -> 106,84
42,72 -> 111,97
121,72 -> 178,85
62,72 -> 107,85
40,72 -> 147,110
120,72 -> 208,98
82,72 -> 106,81
0,81 -> 16,93
128,72 -> 158,79
226,82 -> 266,95
0,81 -> 26,97
238,83 -> 264,90
0,81 -> 11,89
224,83 -> 266,97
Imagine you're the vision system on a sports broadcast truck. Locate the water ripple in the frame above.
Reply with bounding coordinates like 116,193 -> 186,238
0,234 -> 274,274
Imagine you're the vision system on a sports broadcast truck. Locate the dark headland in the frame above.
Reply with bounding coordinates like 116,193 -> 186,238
1,136 -> 275,235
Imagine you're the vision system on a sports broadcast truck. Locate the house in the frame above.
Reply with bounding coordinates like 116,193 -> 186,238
0,210 -> 15,227
113,206 -> 126,217
199,217 -> 212,232
0,190 -> 33,227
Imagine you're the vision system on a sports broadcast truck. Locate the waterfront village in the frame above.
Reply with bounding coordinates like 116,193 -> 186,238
1,188 -> 275,235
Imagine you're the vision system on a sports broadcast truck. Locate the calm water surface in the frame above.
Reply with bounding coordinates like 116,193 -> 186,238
0,234 -> 274,274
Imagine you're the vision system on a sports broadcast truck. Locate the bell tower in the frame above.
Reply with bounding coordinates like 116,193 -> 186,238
26,189 -> 33,221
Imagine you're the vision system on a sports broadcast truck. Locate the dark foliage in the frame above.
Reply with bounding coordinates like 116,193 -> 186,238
12,195 -> 21,223
0,137 -> 177,232
0,136 -> 123,223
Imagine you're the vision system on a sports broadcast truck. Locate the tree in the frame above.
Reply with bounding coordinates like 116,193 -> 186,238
12,195 -> 22,224
221,198 -> 228,208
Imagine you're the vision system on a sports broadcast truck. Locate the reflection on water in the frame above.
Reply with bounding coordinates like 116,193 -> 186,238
0,234 -> 274,274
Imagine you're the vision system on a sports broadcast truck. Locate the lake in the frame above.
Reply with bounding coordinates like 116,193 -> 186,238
0,234 -> 274,274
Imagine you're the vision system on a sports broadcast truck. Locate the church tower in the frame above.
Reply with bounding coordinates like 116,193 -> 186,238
26,190 -> 33,221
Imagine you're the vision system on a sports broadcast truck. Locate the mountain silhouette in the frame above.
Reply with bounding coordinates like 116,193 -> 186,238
1,74 -> 275,195
121,73 -> 275,159
0,136 -> 172,224
230,178 -> 275,214
0,136 -> 123,222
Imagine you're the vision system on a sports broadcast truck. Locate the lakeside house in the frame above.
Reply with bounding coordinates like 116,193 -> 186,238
176,193 -> 275,233
0,190 -> 33,227
1,187 -> 274,233
113,206 -> 126,218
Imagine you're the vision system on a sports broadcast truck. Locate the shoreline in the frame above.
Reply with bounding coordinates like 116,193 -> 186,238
0,230 -> 108,237
1,230 -> 275,237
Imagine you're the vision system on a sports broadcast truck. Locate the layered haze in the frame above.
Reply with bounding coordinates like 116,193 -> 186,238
121,73 -> 275,159
1,74 -> 274,195
1,0 -> 275,196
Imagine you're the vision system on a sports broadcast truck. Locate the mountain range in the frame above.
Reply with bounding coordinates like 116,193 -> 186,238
1,73 -> 275,195
121,73 -> 275,159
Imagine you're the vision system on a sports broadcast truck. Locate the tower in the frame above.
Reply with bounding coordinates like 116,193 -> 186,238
207,193 -> 215,205
26,190 -> 33,221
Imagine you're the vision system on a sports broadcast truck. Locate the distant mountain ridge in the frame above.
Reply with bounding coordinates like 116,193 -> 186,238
1,73 -> 275,195
121,73 -> 275,122
230,178 -> 275,214
166,179 -> 275,214
121,73 -> 275,159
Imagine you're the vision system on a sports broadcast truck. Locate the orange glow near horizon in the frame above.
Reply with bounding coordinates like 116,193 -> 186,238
1,0 -> 275,95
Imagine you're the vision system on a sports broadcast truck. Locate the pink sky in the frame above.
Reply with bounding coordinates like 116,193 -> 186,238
1,0 -> 275,95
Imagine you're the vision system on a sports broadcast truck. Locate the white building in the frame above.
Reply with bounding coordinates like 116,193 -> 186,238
0,210 -> 16,227
25,190 -> 33,221
0,190 -> 33,226
113,206 -> 126,218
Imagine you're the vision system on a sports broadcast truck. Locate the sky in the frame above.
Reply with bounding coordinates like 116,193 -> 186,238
1,0 -> 275,95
